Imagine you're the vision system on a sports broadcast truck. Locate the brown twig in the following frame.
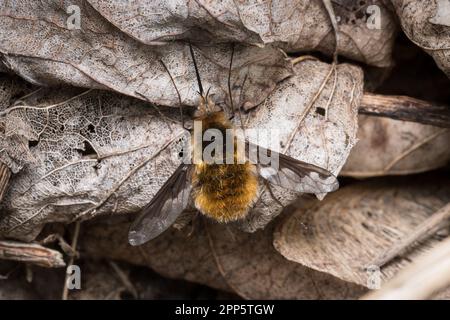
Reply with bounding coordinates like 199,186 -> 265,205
62,221 -> 81,300
291,55 -> 319,65
40,233 -> 77,257
371,202 -> 450,268
0,240 -> 65,268
109,261 -> 138,299
359,93 -> 450,128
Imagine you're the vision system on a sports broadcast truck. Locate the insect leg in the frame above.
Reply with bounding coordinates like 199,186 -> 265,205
226,43 -> 235,119
188,41 -> 204,97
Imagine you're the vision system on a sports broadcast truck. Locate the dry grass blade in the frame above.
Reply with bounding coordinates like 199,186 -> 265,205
0,162 -> 11,203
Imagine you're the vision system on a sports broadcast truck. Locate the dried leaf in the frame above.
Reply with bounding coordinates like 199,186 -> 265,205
0,75 -> 34,173
0,60 -> 362,241
341,116 -> 450,177
88,0 -> 397,67
0,89 -> 187,241
79,215 -> 366,299
273,175 -> 450,290
237,60 -> 362,231
0,0 -> 292,109
392,0 -> 450,78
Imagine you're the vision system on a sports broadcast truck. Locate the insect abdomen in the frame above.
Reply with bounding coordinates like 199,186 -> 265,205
191,111 -> 258,222
192,162 -> 258,222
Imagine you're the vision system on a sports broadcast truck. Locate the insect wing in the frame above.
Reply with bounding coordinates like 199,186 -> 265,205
246,141 -> 339,194
128,164 -> 192,246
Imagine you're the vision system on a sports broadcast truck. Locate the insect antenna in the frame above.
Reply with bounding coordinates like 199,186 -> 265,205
159,59 -> 186,130
188,41 -> 204,97
226,43 -> 235,119
227,43 -> 246,136
134,90 -> 175,133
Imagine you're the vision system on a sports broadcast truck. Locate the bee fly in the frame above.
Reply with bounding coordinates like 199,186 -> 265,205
128,43 -> 339,246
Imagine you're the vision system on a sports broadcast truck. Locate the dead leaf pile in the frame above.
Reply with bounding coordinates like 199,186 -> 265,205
0,0 -> 292,109
78,174 -> 450,299
0,0 -> 449,300
79,214 -> 367,299
0,59 -> 362,240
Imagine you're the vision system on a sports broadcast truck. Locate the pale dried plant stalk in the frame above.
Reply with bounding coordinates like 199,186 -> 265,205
0,240 -> 65,268
0,162 -> 11,202
362,236 -> 450,300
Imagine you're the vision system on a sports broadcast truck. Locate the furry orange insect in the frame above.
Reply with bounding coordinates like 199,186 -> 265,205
128,43 -> 338,246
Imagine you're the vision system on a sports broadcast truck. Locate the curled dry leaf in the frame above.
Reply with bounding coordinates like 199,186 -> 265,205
0,0 -> 292,109
88,0 -> 397,67
273,175 -> 450,292
79,215 -> 366,299
392,0 -> 450,78
341,115 -> 450,177
0,59 -> 362,241
237,60 -> 362,231
0,89 -> 188,241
